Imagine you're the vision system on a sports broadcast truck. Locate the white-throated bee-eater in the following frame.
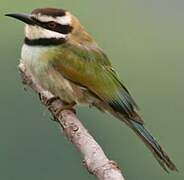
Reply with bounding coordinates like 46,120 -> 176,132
6,7 -> 177,172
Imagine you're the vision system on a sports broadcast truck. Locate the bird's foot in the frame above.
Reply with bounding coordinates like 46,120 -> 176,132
45,96 -> 60,106
49,102 -> 76,122
54,102 -> 76,117
38,93 -> 60,106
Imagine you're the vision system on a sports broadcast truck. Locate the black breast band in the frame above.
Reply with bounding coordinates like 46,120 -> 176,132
24,37 -> 66,46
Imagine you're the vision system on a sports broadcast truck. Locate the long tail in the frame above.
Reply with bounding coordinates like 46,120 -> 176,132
95,101 -> 177,171
127,119 -> 177,172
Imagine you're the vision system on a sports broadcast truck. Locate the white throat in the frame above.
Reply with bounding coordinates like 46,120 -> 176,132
25,25 -> 67,39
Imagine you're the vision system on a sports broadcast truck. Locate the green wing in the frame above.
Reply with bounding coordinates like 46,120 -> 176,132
49,43 -> 177,171
50,42 -> 142,123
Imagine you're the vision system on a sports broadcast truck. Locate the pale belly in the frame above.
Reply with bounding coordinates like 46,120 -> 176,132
21,44 -> 97,105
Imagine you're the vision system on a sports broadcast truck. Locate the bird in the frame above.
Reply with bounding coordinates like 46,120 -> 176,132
6,7 -> 177,172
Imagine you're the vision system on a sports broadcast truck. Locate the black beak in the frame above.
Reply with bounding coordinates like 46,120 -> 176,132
5,13 -> 35,25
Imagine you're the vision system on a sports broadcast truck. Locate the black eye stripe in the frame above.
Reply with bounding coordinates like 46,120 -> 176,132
48,22 -> 57,28
57,24 -> 73,34
31,17 -> 73,34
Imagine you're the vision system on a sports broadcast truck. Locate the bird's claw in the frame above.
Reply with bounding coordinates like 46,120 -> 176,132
45,96 -> 60,106
38,93 -> 60,106
54,102 -> 76,117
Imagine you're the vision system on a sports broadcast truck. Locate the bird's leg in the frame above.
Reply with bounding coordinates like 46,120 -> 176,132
38,93 -> 60,106
38,93 -> 43,102
45,96 -> 60,106
38,93 -> 76,120
54,101 -> 76,116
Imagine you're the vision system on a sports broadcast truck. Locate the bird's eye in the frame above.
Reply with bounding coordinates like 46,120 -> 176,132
48,22 -> 57,29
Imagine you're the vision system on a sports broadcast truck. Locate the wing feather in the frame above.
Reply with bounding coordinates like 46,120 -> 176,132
50,43 -> 142,123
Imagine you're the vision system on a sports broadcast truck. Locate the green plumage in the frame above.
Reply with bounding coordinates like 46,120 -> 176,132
12,7 -> 176,172
45,41 -> 176,171
49,42 -> 140,120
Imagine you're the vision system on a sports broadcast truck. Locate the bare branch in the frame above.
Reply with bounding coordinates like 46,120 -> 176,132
18,63 -> 125,180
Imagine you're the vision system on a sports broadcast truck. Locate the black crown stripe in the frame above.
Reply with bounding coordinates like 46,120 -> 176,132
32,8 -> 66,17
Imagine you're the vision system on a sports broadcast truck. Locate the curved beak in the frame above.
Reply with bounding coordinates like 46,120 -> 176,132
5,13 -> 35,25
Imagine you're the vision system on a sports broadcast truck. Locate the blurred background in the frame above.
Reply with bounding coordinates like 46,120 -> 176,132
0,0 -> 183,179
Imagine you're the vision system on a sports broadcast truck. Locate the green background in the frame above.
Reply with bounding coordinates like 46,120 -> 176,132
0,0 -> 183,179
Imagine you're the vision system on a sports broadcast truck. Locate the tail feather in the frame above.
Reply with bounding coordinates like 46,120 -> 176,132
94,102 -> 177,171
128,119 -> 177,172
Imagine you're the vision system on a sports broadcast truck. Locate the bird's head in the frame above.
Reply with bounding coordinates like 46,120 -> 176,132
5,8 -> 91,45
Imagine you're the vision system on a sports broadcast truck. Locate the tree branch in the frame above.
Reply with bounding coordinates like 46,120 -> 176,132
18,63 -> 125,180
